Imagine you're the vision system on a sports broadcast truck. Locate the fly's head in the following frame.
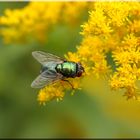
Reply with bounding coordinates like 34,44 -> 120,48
76,62 -> 84,77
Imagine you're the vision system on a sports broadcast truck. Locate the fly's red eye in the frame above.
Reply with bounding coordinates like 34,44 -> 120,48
77,72 -> 82,77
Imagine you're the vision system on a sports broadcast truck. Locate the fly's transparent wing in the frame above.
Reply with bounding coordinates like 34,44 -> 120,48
31,70 -> 63,88
32,51 -> 64,65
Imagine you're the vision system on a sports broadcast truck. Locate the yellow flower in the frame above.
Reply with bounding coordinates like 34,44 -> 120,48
38,83 -> 65,105
0,2 -> 89,44
62,2 -> 88,26
65,52 -> 80,62
35,2 -> 140,103
1,2 -> 140,103
37,76 -> 83,104
67,2 -> 140,101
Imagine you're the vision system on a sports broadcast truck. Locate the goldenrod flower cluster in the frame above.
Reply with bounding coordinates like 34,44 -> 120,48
38,78 -> 81,105
1,2 -> 140,104
0,2 -> 88,44
73,2 -> 140,101
38,2 -> 140,104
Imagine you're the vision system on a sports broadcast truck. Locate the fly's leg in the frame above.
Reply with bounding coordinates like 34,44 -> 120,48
61,79 -> 75,90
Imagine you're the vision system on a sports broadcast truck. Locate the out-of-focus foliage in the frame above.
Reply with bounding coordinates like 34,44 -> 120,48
1,1 -> 140,139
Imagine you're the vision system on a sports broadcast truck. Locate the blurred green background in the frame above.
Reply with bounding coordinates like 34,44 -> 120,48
1,2 -> 140,138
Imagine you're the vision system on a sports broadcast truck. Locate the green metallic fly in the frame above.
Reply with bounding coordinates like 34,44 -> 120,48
31,51 -> 84,89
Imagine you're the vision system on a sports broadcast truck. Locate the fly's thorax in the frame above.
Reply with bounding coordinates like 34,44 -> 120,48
55,64 -> 62,73
56,61 -> 77,78
40,65 -> 48,73
41,62 -> 57,73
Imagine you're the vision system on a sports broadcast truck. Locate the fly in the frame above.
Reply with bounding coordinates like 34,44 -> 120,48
31,51 -> 84,89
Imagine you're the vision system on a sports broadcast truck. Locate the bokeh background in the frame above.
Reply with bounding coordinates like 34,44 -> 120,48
0,1 -> 140,138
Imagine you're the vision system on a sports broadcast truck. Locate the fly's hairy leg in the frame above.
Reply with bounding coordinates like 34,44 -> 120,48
61,79 -> 75,90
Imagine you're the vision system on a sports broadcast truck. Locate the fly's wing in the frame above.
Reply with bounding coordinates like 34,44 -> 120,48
31,69 -> 63,88
32,51 -> 64,65
31,51 -> 64,88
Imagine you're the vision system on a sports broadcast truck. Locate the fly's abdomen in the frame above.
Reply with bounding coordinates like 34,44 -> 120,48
56,62 -> 77,78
